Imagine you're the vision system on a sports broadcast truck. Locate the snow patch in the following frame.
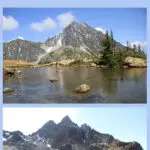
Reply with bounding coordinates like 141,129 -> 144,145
3,138 -> 7,141
47,144 -> 51,148
7,135 -> 12,140
58,36 -> 62,46
46,36 -> 62,53
5,132 -> 10,136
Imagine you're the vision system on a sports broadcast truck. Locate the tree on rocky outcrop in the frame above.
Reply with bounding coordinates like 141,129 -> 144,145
101,30 -> 125,68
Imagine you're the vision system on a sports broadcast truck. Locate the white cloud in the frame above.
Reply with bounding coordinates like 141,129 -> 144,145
130,41 -> 148,48
30,17 -> 56,32
95,27 -> 106,34
57,12 -> 75,28
17,36 -> 24,40
7,36 -> 24,42
3,16 -> 19,31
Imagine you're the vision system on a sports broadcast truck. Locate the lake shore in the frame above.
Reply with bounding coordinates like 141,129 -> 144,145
3,56 -> 147,70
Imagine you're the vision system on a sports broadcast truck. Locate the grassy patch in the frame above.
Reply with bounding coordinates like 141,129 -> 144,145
4,60 -> 34,68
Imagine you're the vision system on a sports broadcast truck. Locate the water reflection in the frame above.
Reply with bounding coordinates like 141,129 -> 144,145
3,67 -> 146,103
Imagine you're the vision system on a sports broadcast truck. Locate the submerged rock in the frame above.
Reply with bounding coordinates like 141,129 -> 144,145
4,68 -> 15,76
12,93 -> 21,97
100,65 -> 108,68
74,84 -> 90,93
16,70 -> 22,75
3,88 -> 13,93
49,78 -> 58,82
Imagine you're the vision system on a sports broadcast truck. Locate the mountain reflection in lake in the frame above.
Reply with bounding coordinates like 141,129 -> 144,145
3,67 -> 146,103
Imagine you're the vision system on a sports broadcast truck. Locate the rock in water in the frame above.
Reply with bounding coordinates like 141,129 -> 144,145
49,78 -> 58,82
90,63 -> 97,67
12,93 -> 21,97
16,70 -> 22,75
3,88 -> 13,93
4,68 -> 15,76
74,84 -> 90,93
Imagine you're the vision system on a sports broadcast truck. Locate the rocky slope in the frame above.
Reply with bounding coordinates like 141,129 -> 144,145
3,39 -> 46,62
3,116 -> 143,150
3,21 -> 124,64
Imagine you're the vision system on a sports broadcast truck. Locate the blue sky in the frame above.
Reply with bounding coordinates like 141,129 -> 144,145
3,8 -> 147,49
3,107 -> 147,150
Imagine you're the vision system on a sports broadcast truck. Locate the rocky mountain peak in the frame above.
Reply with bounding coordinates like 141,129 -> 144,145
59,115 -> 78,127
60,115 -> 72,122
81,123 -> 91,131
43,120 -> 56,127
3,117 -> 143,150
63,21 -> 95,33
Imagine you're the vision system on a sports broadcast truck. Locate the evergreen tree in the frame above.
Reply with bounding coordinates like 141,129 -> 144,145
102,30 -> 114,67
101,30 -> 125,68
101,30 -> 146,68
138,44 -> 141,52
110,30 -> 114,53
126,41 -> 129,56
133,44 -> 137,51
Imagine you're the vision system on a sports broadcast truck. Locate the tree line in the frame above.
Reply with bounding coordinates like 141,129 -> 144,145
101,30 -> 146,68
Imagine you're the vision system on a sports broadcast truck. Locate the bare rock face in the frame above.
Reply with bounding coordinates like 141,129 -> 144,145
89,141 -> 143,150
3,116 -> 143,150
3,39 -> 46,62
125,56 -> 146,68
3,145 -> 18,150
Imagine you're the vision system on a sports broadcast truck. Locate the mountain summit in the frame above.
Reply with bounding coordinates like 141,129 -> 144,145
3,21 -> 124,64
3,116 -> 143,150
60,115 -> 72,124
59,115 -> 78,127
39,21 -> 106,64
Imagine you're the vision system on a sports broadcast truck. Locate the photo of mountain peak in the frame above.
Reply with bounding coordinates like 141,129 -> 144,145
3,107 -> 146,150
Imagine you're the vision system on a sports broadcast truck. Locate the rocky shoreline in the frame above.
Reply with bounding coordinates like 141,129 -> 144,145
35,56 -> 147,68
4,56 -> 147,70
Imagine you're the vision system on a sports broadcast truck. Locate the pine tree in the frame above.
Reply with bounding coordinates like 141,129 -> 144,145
110,30 -> 114,54
102,30 -> 114,67
138,44 -> 141,52
133,44 -> 137,51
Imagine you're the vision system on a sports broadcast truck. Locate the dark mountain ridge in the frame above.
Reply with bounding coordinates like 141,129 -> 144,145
3,116 -> 143,150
